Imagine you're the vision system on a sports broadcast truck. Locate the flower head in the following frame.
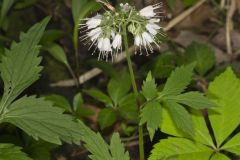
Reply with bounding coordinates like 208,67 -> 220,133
80,2 -> 165,60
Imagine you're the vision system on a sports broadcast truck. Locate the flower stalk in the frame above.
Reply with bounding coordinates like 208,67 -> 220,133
122,23 -> 145,160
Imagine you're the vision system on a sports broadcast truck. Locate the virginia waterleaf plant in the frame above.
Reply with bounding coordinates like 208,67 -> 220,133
149,67 -> 240,160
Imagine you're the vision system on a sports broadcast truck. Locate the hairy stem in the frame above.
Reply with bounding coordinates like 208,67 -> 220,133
122,24 -> 145,160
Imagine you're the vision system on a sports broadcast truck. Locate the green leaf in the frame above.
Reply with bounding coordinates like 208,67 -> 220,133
1,96 -> 83,145
210,153 -> 230,160
166,0 -> 175,11
185,42 -> 215,75
222,133 -> 240,154
167,92 -> 215,110
162,63 -> 195,96
107,71 -> 131,105
161,108 -> 214,147
41,29 -> 65,44
0,17 -> 50,108
98,108 -> 118,129
141,72 -> 158,100
119,94 -> 138,121
88,60 -> 118,79
140,101 -> 162,140
163,101 -> 194,136
85,89 -> 112,105
149,137 -> 213,160
78,121 -> 130,160
25,140 -> 57,160
73,92 -> 84,111
0,143 -> 31,160
183,0 -> 199,8
110,133 -> 130,160
44,94 -> 72,112
208,67 -> 240,146
43,43 -> 70,68
0,0 -> 15,27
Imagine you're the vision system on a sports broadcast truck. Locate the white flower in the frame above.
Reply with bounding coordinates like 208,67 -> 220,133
112,34 -> 122,49
98,37 -> 111,52
87,27 -> 102,41
146,23 -> 161,35
134,36 -> 142,46
139,3 -> 162,18
142,32 -> 154,44
86,14 -> 102,29
120,3 -> 130,11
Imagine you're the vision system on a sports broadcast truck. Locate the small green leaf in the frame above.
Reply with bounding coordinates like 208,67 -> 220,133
2,96 -> 83,145
40,29 -> 65,44
185,42 -> 215,75
107,71 -> 131,105
166,0 -> 175,11
183,0 -> 199,8
73,92 -> 84,111
44,94 -> 72,112
119,94 -> 138,121
88,60 -> 118,79
43,43 -> 70,68
163,101 -> 194,136
140,101 -> 162,140
25,139 -> 57,160
110,133 -> 130,160
141,72 -> 158,100
0,143 -> 31,160
85,89 -> 112,105
167,92 -> 215,110
162,63 -> 195,96
98,108 -> 118,129
0,0 -> 15,27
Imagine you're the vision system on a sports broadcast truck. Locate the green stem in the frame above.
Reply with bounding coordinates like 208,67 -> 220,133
73,24 -> 80,77
122,24 -> 145,160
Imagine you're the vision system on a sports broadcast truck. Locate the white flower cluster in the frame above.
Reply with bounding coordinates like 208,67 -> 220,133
80,3 -> 164,60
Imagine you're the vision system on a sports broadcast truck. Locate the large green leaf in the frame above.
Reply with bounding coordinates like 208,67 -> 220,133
166,92 -> 215,110
222,133 -> 240,155
0,143 -> 31,160
78,121 -> 130,160
208,67 -> 240,146
140,101 -> 162,140
161,109 -> 214,147
210,153 -> 230,160
184,42 -> 215,75
110,133 -> 130,160
163,101 -> 194,136
1,96 -> 83,145
149,137 -> 213,160
0,17 -> 50,109
162,63 -> 195,96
